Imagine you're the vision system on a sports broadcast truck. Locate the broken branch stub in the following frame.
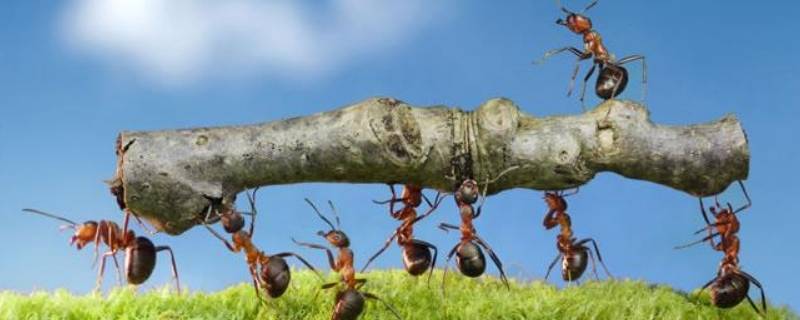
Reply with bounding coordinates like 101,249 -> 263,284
110,98 -> 748,235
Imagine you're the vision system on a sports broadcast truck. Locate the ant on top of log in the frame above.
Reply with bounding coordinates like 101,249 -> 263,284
294,199 -> 401,320
22,208 -> 180,292
540,188 -> 612,282
675,181 -> 767,315
534,0 -> 646,109
361,184 -> 444,280
200,188 -> 320,301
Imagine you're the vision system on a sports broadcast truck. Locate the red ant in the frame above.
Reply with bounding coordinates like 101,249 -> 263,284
361,184 -> 444,280
541,188 -> 612,282
438,167 -> 519,290
293,199 -> 401,320
23,208 -> 180,291
535,0 -> 646,109
201,188 -> 320,301
675,181 -> 766,314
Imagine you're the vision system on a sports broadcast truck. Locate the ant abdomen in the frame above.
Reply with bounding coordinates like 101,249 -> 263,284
562,248 -> 589,281
596,64 -> 629,99
402,243 -> 432,276
261,255 -> 291,298
456,241 -> 486,277
333,289 -> 365,320
711,273 -> 750,309
125,237 -> 157,285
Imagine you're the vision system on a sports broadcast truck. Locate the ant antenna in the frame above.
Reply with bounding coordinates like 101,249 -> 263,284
556,0 -> 573,14
327,200 -> 341,229
582,0 -> 598,13
23,208 -> 78,229
305,198 -> 336,231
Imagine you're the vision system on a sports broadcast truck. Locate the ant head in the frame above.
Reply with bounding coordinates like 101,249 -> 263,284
455,179 -> 480,205
306,198 -> 348,246
557,13 -> 592,34
318,230 -> 350,248
71,221 -> 98,249
556,0 -> 596,34
544,192 -> 568,211
221,210 -> 245,234
402,184 -> 423,207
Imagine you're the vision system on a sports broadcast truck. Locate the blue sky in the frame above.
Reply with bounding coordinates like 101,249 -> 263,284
1,0 -> 799,313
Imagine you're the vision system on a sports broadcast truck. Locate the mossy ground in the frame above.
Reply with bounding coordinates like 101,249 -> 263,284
0,269 -> 795,319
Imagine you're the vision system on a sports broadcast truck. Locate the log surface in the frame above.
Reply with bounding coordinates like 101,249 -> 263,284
110,98 -> 749,234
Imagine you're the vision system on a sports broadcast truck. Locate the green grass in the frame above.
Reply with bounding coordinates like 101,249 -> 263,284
0,270 -> 795,320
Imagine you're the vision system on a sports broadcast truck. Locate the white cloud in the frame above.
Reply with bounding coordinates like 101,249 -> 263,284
60,0 -> 444,86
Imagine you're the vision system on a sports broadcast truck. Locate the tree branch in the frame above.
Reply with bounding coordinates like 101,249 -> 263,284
109,98 -> 749,235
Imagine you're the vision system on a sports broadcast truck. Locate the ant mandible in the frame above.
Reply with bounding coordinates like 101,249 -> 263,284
438,167 -> 519,290
675,181 -> 767,314
23,208 -> 180,292
534,0 -> 647,109
293,199 -> 401,320
361,184 -> 444,280
541,188 -> 612,282
201,188 -> 320,301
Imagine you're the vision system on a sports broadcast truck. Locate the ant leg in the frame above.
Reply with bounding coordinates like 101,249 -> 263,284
363,292 -> 402,320
561,187 -> 580,197
438,223 -> 460,232
95,251 -> 117,291
473,166 -> 520,219
92,221 -> 106,268
674,231 -> 721,250
733,180 -> 752,214
586,248 -> 599,280
442,243 -> 460,296
155,246 -> 181,293
202,222 -> 237,252
361,230 -> 399,272
575,238 -> 612,278
321,282 -> 339,290
544,253 -> 562,281
410,239 -> 438,284
413,193 -> 445,224
532,47 -> 584,65
272,252 -> 322,279
579,63 -> 597,111
245,188 -> 260,237
355,278 -> 368,290
292,239 -> 337,270
699,198 -> 712,226
616,55 -> 647,101
248,264 -> 268,305
739,270 -> 767,314
111,253 -> 123,286
474,236 -> 510,289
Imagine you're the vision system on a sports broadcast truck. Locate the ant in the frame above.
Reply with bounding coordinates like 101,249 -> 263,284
675,181 -> 767,314
201,188 -> 320,301
534,0 -> 646,109
438,167 -> 519,290
361,184 -> 444,280
23,208 -> 180,292
540,188 -> 612,282
293,199 -> 401,320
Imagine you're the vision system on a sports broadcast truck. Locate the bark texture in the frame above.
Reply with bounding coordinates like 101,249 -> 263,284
110,98 -> 749,235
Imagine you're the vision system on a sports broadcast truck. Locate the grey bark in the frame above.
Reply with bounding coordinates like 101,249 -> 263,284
110,98 -> 749,235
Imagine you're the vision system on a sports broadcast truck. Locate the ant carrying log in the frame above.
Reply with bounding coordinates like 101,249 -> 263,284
361,184 -> 444,279
294,199 -> 401,320
438,167 -> 519,290
22,208 -> 180,291
541,188 -> 612,282
534,0 -> 646,109
675,181 -> 767,315
201,188 -> 320,301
